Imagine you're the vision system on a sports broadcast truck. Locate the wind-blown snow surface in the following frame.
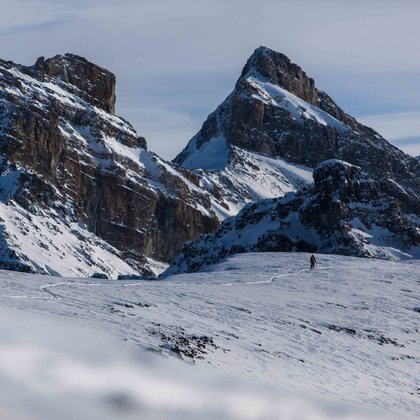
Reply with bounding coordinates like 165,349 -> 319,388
0,253 -> 418,419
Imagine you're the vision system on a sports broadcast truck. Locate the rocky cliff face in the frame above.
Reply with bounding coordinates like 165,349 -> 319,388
166,160 -> 419,274
174,46 -> 420,215
0,54 -> 218,277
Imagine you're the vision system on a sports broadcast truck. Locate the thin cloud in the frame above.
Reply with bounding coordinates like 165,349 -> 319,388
0,0 -> 76,29
0,18 -> 75,35
358,111 -> 420,156
121,106 -> 201,160
395,142 -> 420,157
358,111 -> 420,141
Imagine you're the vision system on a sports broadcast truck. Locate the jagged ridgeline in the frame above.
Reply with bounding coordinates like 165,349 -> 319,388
0,54 -> 219,277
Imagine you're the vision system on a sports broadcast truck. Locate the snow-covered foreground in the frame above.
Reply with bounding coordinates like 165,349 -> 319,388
0,253 -> 418,419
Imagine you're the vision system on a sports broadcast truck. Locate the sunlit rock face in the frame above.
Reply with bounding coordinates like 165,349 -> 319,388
0,54 -> 218,277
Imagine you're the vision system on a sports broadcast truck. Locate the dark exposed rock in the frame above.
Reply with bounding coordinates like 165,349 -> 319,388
91,272 -> 109,279
326,324 -> 357,335
148,326 -> 221,361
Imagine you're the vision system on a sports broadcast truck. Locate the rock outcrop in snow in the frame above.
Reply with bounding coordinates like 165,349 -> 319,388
0,54 -> 219,277
166,160 -> 419,274
174,46 -> 420,215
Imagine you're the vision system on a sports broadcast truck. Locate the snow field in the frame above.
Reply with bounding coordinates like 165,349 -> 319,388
0,253 -> 418,418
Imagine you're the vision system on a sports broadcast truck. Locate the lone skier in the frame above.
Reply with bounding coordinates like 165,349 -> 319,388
310,254 -> 316,269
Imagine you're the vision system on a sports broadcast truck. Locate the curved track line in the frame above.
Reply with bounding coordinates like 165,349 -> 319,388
33,265 -> 336,299
221,266 -> 333,286
0,294 -> 56,300
39,280 -> 147,299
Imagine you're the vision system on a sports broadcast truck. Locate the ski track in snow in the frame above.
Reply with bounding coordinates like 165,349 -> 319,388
0,252 -> 419,419
0,280 -> 150,300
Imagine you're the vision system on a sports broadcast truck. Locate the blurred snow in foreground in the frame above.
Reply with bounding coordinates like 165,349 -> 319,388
0,306 -> 385,420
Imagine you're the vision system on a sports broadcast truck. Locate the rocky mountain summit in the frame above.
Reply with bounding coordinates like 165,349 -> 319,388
167,160 -> 419,274
174,46 -> 419,215
34,53 -> 117,114
0,54 -> 218,277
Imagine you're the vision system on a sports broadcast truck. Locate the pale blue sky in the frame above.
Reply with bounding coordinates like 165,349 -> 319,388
1,0 -> 420,158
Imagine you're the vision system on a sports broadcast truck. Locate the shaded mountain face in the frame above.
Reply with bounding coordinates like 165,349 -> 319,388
174,46 -> 420,215
0,54 -> 218,277
166,160 -> 419,275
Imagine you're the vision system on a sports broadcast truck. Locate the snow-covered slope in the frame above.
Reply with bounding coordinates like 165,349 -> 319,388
0,253 -> 418,418
0,196 -> 144,278
168,160 -> 420,274
174,115 -> 315,218
0,54 -> 218,277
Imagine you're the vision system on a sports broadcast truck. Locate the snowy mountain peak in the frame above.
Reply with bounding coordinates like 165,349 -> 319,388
240,46 -> 318,105
174,46 -> 420,216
